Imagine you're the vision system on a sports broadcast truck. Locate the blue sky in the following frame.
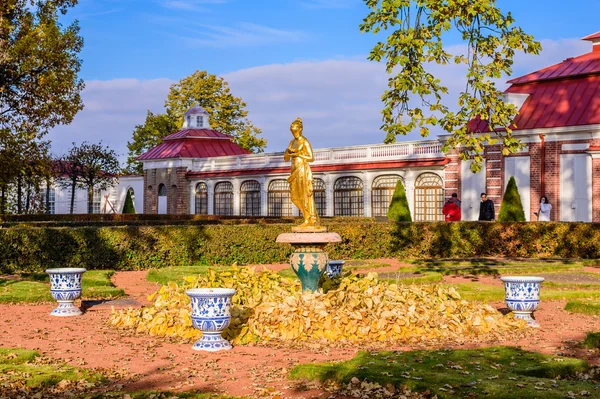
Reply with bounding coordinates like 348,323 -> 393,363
49,0 -> 600,159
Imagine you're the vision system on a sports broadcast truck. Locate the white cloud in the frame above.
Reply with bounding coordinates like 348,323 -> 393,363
47,37 -> 593,162
159,0 -> 227,12
172,22 -> 307,48
47,79 -> 172,159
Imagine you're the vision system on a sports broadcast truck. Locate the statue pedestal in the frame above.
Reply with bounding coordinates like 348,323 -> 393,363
276,232 -> 342,292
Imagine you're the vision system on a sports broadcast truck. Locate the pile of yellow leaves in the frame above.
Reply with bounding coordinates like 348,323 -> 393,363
109,267 -> 528,346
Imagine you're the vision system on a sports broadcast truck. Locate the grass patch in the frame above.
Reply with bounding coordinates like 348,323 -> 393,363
147,265 -> 233,285
565,300 -> 600,316
378,268 -> 443,285
405,258 -> 584,277
0,347 -> 242,398
0,270 -> 124,303
583,332 -> 600,349
0,347 -> 104,388
443,282 -> 600,303
290,346 -> 593,399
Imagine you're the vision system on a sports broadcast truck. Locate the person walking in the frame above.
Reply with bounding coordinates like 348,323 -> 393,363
534,196 -> 552,221
443,193 -> 462,221
478,192 -> 495,221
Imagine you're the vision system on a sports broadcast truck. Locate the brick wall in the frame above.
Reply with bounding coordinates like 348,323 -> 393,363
443,150 -> 461,198
484,145 -> 503,213
143,167 -> 190,215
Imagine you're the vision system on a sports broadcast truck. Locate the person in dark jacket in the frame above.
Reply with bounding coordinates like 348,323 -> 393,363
478,192 -> 495,221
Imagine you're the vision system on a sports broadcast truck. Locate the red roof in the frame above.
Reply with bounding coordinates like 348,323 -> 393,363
163,128 -> 232,141
507,51 -> 600,84
582,32 -> 600,41
138,128 -> 250,160
186,158 -> 449,178
469,35 -> 600,132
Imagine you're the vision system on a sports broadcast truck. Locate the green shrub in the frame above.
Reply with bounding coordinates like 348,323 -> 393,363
498,176 -> 526,222
387,179 -> 411,222
1,221 -> 600,273
122,190 -> 135,214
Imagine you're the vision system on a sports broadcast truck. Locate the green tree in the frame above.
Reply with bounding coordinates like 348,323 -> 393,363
387,179 -> 412,222
0,0 -> 84,134
0,130 -> 53,214
60,142 -> 120,214
125,112 -> 178,174
497,176 -> 525,222
360,0 -> 541,171
122,188 -> 135,214
126,71 -> 267,173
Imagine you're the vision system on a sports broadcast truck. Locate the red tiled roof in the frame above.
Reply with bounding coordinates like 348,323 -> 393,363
138,128 -> 251,160
186,158 -> 449,178
138,139 -> 250,160
469,36 -> 600,133
507,51 -> 600,84
582,32 -> 600,41
163,128 -> 232,141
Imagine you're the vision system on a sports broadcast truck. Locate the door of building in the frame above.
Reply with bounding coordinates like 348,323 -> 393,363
460,160 -> 486,221
504,156 -> 531,221
560,154 -> 592,221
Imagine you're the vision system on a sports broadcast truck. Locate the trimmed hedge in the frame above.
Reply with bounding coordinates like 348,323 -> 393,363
1,221 -> 600,273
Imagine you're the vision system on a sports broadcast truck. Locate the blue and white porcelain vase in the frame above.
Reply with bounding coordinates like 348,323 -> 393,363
500,276 -> 544,327
326,260 -> 345,278
46,268 -> 86,317
186,288 -> 236,352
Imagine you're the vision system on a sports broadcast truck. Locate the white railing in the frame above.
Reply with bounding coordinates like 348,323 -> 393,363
192,140 -> 444,172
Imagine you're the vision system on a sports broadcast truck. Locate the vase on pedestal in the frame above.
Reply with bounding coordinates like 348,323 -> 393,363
46,268 -> 86,317
500,276 -> 544,327
326,260 -> 345,278
186,288 -> 236,351
276,232 -> 341,292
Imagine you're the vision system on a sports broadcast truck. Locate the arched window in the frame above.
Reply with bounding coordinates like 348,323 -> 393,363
214,181 -> 233,216
157,184 -> 167,214
240,180 -> 261,216
268,179 -> 292,216
195,182 -> 208,215
372,175 -> 403,217
414,173 -> 444,221
334,176 -> 364,216
313,178 -> 326,217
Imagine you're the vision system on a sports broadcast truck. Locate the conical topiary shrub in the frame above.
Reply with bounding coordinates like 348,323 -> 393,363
387,179 -> 412,222
122,190 -> 136,214
497,176 -> 526,222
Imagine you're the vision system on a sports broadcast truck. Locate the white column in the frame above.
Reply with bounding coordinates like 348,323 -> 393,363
207,180 -> 214,215
232,178 -> 240,216
189,180 -> 196,214
260,177 -> 268,216
326,173 -> 335,217
363,172 -> 372,217
404,170 -> 417,221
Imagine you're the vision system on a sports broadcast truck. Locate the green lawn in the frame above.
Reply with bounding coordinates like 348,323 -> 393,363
444,282 -> 600,303
406,258 -> 585,276
291,346 -> 595,399
565,300 -> 600,315
0,347 -> 241,398
0,270 -> 124,303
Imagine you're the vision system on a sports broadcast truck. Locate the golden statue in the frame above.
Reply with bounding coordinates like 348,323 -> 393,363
284,118 -> 326,232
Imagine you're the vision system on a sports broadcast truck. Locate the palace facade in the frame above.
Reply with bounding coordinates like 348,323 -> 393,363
41,33 -> 600,222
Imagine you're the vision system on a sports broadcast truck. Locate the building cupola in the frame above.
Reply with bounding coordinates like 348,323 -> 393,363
582,31 -> 600,52
182,104 -> 211,129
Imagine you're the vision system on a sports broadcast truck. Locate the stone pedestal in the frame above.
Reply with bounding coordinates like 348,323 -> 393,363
276,232 -> 341,292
